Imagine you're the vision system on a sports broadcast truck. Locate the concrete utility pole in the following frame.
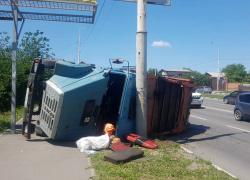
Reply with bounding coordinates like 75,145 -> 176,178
78,27 -> 87,64
211,42 -> 220,92
217,47 -> 220,91
11,1 -> 18,134
136,0 -> 147,137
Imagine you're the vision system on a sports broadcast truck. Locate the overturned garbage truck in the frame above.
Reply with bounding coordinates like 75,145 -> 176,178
22,59 -> 194,140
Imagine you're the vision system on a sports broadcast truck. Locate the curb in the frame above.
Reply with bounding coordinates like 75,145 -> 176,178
87,157 -> 96,178
181,146 -> 237,179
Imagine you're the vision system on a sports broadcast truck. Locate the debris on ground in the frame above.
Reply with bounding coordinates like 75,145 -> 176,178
109,142 -> 132,151
104,123 -> 116,136
126,133 -> 158,149
76,134 -> 110,154
104,147 -> 144,164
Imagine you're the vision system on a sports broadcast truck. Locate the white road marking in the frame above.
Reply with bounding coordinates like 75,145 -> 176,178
190,115 -> 207,121
203,106 -> 233,113
212,164 -> 237,179
226,125 -> 250,133
181,146 -> 193,154
205,102 -> 226,106
181,146 -> 237,179
203,97 -> 222,101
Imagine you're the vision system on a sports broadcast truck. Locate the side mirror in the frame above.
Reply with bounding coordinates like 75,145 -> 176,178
112,59 -> 125,64
109,58 -> 130,74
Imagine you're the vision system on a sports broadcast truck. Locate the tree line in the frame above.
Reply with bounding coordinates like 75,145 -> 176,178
148,65 -> 250,87
0,30 -> 54,112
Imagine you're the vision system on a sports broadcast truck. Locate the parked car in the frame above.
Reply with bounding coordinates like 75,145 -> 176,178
234,93 -> 250,120
191,92 -> 203,108
223,90 -> 250,104
195,86 -> 212,94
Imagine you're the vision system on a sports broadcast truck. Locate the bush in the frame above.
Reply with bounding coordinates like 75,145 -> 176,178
0,59 -> 32,111
0,30 -> 54,112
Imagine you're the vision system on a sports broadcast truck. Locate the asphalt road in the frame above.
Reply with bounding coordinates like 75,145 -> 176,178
169,98 -> 250,180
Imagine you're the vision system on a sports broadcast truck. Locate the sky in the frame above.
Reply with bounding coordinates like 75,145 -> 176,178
1,0 -> 250,73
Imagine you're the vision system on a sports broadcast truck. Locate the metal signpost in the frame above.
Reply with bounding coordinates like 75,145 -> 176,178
118,0 -> 170,136
0,0 -> 97,134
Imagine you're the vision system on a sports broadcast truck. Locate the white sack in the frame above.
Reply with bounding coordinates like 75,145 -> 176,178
76,134 -> 110,153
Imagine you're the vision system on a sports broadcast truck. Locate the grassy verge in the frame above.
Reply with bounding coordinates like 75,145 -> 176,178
202,94 -> 224,99
89,139 -> 236,180
0,107 -> 24,133
218,91 -> 232,94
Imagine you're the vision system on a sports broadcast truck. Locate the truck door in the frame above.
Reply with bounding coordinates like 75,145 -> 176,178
116,73 -> 137,137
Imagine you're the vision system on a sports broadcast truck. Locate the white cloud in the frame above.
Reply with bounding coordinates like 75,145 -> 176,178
151,41 -> 171,47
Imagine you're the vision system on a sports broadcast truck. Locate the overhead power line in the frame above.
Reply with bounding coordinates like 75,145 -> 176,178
82,0 -> 107,44
220,59 -> 250,61
186,59 -> 217,68
194,61 -> 250,69
53,41 -> 78,54
84,1 -> 115,57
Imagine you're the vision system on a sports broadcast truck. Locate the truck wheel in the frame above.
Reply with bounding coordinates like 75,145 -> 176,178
41,59 -> 57,69
35,125 -> 48,137
234,109 -> 242,121
196,105 -> 201,108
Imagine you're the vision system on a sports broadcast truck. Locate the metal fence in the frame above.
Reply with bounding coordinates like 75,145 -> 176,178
238,84 -> 250,90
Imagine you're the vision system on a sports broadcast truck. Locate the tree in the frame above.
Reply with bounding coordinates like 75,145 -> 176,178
0,31 -> 54,111
0,32 -> 12,60
247,70 -> 250,82
182,68 -> 210,86
148,68 -> 161,76
18,30 -> 55,60
222,64 -> 247,83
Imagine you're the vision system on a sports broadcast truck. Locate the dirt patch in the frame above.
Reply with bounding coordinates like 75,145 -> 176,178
154,139 -> 175,146
187,161 -> 210,171
174,149 -> 196,161
186,162 -> 203,170
149,150 -> 163,156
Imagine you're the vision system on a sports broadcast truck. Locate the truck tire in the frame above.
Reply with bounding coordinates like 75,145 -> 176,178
35,124 -> 48,137
41,59 -> 57,69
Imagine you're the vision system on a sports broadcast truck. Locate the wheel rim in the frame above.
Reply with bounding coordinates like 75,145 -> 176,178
224,98 -> 228,103
235,110 -> 241,120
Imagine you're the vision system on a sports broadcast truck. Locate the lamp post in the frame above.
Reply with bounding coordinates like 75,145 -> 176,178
211,42 -> 220,92
78,27 -> 87,64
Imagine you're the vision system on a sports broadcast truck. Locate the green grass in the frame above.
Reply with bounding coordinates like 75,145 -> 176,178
0,107 -> 24,133
218,91 -> 232,94
202,94 -> 224,99
89,139 -> 237,180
